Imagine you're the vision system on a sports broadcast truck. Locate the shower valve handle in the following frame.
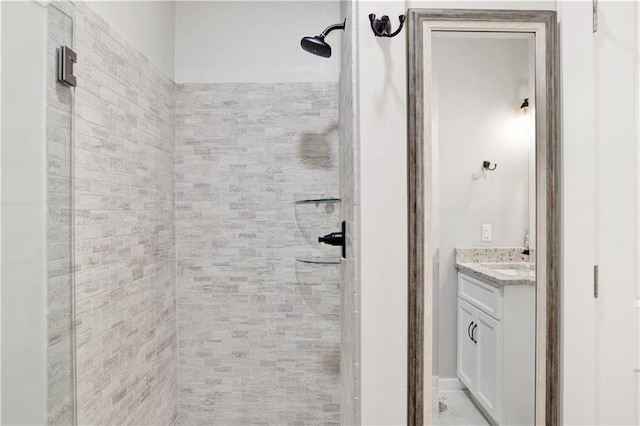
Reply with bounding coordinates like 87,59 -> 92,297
318,221 -> 346,259
318,232 -> 344,247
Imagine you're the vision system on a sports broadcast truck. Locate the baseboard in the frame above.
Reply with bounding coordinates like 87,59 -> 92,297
438,377 -> 464,390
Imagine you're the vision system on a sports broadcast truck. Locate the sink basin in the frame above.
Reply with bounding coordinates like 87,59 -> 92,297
481,262 -> 536,278
490,268 -> 520,276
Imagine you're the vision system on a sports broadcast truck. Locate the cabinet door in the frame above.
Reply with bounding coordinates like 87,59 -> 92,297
457,298 -> 477,392
475,308 -> 501,423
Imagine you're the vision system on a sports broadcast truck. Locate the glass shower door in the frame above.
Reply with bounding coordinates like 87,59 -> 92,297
46,4 -> 76,425
1,2 -> 76,424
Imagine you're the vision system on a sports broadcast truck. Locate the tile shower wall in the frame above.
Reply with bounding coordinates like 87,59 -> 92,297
71,3 -> 178,424
339,1 -> 360,424
176,83 -> 340,424
47,4 -> 76,424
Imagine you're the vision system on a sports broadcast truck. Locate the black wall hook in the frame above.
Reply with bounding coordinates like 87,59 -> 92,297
483,161 -> 498,171
369,14 -> 405,37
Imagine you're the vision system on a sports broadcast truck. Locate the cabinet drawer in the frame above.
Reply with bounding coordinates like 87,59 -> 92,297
458,273 -> 502,319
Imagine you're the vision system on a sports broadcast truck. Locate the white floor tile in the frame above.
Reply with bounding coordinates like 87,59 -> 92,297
436,389 -> 491,426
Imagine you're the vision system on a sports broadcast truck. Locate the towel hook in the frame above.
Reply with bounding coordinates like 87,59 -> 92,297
483,161 -> 497,171
368,13 -> 406,38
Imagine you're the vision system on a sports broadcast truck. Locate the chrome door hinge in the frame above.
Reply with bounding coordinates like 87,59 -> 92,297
593,0 -> 598,33
594,265 -> 599,298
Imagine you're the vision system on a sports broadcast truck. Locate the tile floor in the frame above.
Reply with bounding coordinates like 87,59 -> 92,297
437,389 -> 491,426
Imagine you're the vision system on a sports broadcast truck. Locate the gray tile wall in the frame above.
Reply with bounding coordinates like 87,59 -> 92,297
47,3 -> 77,424
175,83 -> 341,424
46,3 -> 346,424
71,3 -> 179,424
339,1 -> 360,424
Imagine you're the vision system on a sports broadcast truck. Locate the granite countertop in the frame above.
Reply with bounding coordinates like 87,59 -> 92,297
455,262 -> 535,286
454,247 -> 536,287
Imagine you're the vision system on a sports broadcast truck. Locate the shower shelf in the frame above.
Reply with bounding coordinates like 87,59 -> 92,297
294,197 -> 341,205
296,257 -> 341,265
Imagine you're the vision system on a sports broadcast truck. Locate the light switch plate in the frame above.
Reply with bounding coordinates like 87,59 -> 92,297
481,224 -> 492,242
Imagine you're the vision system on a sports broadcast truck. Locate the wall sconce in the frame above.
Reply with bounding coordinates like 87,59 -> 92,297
520,98 -> 530,115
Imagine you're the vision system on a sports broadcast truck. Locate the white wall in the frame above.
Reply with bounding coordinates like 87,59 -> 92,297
0,2 -> 48,424
433,34 -> 533,380
89,1 -> 341,83
174,1 -> 340,83
357,1 -> 408,424
87,1 -> 176,78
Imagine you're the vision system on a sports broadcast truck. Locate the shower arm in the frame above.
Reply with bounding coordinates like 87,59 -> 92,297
320,20 -> 346,38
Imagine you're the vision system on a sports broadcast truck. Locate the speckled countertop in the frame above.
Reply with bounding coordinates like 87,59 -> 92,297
455,248 -> 536,287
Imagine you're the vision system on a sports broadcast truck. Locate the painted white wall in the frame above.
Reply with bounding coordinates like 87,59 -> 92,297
527,35 -> 536,250
357,1 -> 408,424
174,1 -> 340,83
0,2 -> 48,424
86,1 -> 176,78
433,34 -> 533,380
406,0 -> 557,11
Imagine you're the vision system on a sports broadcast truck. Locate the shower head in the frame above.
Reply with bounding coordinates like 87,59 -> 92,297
301,20 -> 346,58
301,35 -> 332,58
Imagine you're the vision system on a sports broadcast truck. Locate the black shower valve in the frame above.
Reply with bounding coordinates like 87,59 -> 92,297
318,232 -> 343,247
318,221 -> 346,259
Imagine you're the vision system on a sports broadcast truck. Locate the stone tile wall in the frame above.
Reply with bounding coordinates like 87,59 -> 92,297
45,3 -> 346,424
71,3 -> 178,424
175,83 -> 341,424
338,1 -> 360,424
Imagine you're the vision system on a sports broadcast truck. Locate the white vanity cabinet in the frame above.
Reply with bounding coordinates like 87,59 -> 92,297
457,272 -> 535,425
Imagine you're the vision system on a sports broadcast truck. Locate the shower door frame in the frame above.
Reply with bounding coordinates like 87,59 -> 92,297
406,9 -> 559,426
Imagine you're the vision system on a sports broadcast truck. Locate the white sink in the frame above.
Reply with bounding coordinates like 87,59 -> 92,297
491,268 -> 520,276
481,263 -> 536,278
